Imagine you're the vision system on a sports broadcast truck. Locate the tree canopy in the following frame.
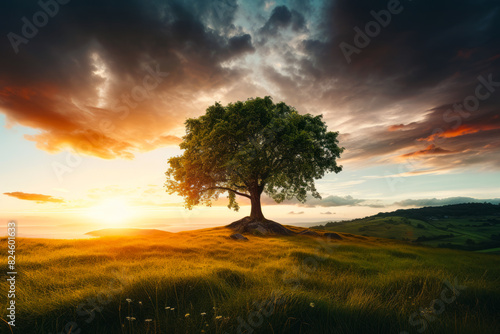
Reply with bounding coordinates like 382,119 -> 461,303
165,96 -> 344,225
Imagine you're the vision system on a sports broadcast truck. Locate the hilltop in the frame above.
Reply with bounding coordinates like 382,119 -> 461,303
312,203 -> 500,253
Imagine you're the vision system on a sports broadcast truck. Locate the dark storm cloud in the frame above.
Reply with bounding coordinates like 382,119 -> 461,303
306,0 -> 500,88
288,0 -> 314,15
342,99 -> 500,170
263,0 -> 500,171
0,0 -> 253,158
259,5 -> 306,37
1,0 -> 499,172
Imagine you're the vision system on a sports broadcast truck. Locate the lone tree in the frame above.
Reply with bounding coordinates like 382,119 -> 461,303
165,97 -> 343,235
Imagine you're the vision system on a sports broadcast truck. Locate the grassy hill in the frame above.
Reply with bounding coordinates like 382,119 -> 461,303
312,203 -> 500,253
1,226 -> 499,333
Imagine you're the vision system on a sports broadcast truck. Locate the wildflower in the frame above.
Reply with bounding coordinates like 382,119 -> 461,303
130,317 -> 136,321
145,319 -> 153,322
420,308 -> 434,315
215,316 -> 222,320
126,299 -> 132,303
310,302 -> 315,308
139,301 -> 143,305
171,308 -> 175,311
185,313 -> 190,318
201,312 -> 206,316
165,306 -> 170,310
126,317 -> 131,320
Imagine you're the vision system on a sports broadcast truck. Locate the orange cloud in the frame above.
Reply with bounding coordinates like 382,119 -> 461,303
4,192 -> 65,203
419,124 -> 500,142
0,85 -> 182,159
388,124 -> 405,131
400,144 -> 455,158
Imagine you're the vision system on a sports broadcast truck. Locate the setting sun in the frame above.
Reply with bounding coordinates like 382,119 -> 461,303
85,198 -> 136,227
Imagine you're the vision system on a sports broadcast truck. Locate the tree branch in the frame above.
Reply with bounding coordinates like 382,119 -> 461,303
202,186 -> 251,199
231,183 -> 247,190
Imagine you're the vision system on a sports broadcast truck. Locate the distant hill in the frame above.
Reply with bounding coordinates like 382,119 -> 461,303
312,203 -> 500,253
86,228 -> 172,237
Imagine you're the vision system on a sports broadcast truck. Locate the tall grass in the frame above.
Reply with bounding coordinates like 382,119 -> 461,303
1,227 -> 499,333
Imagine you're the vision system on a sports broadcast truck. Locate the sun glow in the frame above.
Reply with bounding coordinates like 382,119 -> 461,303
85,198 -> 136,227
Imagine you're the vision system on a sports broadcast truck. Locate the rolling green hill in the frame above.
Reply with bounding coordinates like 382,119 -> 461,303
312,203 -> 500,253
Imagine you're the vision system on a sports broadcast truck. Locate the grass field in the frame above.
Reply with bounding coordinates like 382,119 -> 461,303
313,204 -> 500,253
1,226 -> 499,334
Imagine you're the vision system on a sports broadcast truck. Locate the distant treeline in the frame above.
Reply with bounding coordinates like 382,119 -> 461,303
373,203 -> 500,222
315,203 -> 500,228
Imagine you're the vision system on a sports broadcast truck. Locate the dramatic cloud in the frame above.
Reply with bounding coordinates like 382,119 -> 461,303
400,144 -> 456,158
0,0 -> 253,159
395,197 -> 500,207
259,5 -> 306,37
4,192 -> 65,203
0,0 -> 499,174
388,124 -> 406,132
418,124 -> 500,142
261,0 -> 500,172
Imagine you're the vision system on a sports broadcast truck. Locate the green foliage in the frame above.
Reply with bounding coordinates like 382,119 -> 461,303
165,96 -> 343,211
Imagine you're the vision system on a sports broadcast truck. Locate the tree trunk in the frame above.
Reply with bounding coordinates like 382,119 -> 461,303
249,191 -> 265,221
227,183 -> 294,235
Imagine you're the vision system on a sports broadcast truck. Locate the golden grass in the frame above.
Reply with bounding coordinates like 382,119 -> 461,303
1,226 -> 499,333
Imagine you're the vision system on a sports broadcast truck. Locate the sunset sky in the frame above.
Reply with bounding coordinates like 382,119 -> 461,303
1,0 -> 499,237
